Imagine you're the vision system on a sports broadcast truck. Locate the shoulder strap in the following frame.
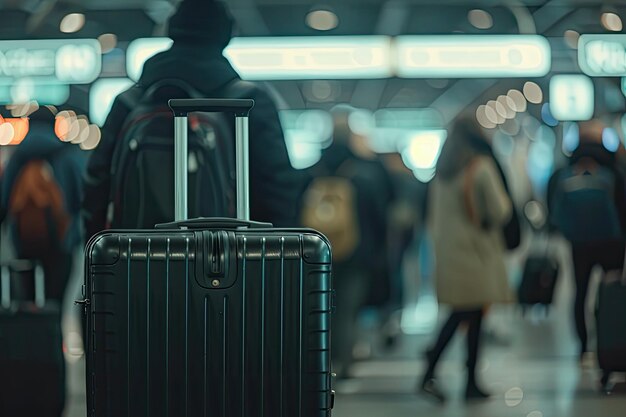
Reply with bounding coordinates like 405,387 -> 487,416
464,158 -> 481,226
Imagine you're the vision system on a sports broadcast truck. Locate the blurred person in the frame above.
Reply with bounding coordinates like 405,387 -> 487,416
380,153 -> 427,346
301,107 -> 393,378
0,108 -> 86,303
419,116 -> 513,402
82,0 -> 302,238
547,120 -> 626,362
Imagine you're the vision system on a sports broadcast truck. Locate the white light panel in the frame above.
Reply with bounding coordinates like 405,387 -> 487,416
549,74 -> 594,121
224,36 -> 392,80
89,78 -> 135,126
395,35 -> 551,78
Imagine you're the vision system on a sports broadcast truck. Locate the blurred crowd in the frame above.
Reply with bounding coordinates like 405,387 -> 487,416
3,1 -> 626,415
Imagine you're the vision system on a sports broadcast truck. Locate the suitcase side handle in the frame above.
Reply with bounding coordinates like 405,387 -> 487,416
168,98 -> 254,116
155,217 -> 272,230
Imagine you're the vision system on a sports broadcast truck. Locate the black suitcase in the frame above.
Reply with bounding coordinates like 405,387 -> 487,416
0,260 -> 66,417
82,99 -> 335,416
596,270 -> 626,394
518,254 -> 559,310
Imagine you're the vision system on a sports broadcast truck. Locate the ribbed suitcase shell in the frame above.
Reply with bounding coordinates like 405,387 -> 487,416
85,227 -> 333,417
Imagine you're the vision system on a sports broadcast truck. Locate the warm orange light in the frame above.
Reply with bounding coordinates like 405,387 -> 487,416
5,118 -> 29,145
0,118 -> 29,146
55,110 -> 77,142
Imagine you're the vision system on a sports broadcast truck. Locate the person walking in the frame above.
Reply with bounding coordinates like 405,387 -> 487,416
547,121 -> 626,363
419,116 -> 513,402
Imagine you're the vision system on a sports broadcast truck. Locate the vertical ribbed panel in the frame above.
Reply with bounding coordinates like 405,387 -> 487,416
279,237 -> 285,417
299,253 -> 304,417
203,295 -> 208,417
240,236 -> 247,417
87,230 -> 332,417
126,238 -> 132,417
184,237 -> 190,417
222,295 -> 228,417
260,237 -> 266,417
146,238 -> 151,417
165,238 -> 171,417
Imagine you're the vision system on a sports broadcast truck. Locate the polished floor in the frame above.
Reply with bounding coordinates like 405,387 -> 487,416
59,235 -> 626,417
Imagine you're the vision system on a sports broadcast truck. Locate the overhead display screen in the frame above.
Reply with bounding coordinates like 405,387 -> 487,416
0,39 -> 101,85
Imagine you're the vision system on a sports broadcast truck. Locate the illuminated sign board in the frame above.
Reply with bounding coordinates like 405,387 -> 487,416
549,74 -> 594,121
224,36 -> 392,80
127,37 -> 392,81
0,83 -> 69,105
90,78 -> 135,126
0,39 -> 101,85
579,35 -> 626,76
395,35 -> 551,78
128,35 -> 551,81
126,37 -> 173,82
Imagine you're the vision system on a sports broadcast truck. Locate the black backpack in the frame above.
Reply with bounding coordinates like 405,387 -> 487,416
109,79 -> 241,228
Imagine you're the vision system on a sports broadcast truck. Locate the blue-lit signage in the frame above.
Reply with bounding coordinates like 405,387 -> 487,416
395,35 -> 551,78
0,39 -> 101,85
549,74 -> 594,121
579,35 -> 626,77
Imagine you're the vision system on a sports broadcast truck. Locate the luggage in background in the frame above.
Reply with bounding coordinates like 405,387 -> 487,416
0,260 -> 65,417
518,231 -> 559,313
596,266 -> 626,394
518,255 -> 559,310
84,99 -> 335,417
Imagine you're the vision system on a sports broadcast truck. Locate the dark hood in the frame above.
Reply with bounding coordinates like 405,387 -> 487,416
139,43 -> 239,94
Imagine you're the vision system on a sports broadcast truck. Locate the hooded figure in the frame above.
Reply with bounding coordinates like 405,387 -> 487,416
82,0 -> 302,238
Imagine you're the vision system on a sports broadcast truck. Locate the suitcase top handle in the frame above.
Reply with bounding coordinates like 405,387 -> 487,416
168,98 -> 255,117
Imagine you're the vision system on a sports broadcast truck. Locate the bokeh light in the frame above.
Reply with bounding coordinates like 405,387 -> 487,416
0,120 -> 15,145
602,127 -> 620,152
468,9 -> 493,30
504,387 -> 524,407
60,13 -> 85,33
523,81 -> 543,104
601,12 -> 623,32
507,89 -> 527,112
55,111 -> 79,142
476,105 -> 496,129
306,9 -> 339,31
487,100 -> 505,124
541,103 -> 558,127
98,33 -> 118,54
497,95 -> 516,119
564,30 -> 580,49
80,124 -> 102,150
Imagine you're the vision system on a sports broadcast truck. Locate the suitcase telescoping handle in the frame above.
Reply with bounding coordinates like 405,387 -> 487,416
155,217 -> 271,230
168,98 -> 255,222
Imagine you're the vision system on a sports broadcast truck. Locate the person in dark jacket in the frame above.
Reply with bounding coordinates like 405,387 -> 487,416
547,121 -> 626,362
82,0 -> 302,238
304,106 -> 394,378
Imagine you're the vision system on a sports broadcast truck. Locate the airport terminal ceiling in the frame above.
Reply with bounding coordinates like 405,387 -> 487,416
0,0 -> 625,117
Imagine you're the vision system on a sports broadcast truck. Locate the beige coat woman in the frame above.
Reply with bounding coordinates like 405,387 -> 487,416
430,155 -> 513,308
419,117 -> 513,402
